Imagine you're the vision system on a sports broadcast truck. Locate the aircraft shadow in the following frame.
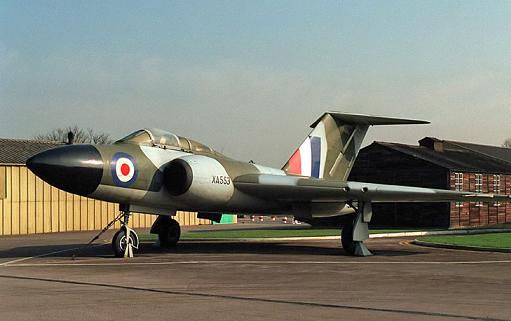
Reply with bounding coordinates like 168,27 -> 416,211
0,240 -> 423,260
138,241 -> 423,257
0,243 -> 109,260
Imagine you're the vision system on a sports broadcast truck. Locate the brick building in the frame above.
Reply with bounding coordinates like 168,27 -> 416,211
349,137 -> 511,228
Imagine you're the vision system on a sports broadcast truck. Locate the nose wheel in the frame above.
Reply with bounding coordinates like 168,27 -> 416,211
112,225 -> 139,258
111,209 -> 139,258
82,204 -> 140,258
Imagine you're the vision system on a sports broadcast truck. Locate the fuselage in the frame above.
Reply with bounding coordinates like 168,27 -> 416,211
26,128 -> 301,216
91,142 -> 289,214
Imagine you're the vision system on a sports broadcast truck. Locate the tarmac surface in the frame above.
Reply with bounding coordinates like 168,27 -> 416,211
1,227 -> 511,321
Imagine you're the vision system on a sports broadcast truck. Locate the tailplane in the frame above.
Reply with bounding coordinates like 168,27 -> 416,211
282,112 -> 429,181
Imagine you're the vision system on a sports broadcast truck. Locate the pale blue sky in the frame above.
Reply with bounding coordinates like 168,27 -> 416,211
1,1 -> 510,166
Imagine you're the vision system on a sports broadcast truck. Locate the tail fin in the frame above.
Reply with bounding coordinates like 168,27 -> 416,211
283,112 -> 429,181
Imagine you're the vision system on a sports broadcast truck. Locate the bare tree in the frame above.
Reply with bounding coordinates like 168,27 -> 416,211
503,138 -> 511,148
33,126 -> 113,144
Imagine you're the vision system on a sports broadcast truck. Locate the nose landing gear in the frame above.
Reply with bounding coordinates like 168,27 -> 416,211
83,205 -> 140,258
112,208 -> 139,258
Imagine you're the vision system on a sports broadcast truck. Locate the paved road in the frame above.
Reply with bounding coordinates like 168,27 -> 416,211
0,230 -> 510,321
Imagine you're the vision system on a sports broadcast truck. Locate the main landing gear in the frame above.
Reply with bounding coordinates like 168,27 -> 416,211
150,215 -> 181,248
341,202 -> 373,257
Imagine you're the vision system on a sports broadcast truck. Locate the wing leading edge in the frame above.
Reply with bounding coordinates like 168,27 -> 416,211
234,174 -> 511,203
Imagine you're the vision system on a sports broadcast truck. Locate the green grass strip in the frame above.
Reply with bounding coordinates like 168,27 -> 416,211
418,232 -> 511,249
139,228 -> 425,241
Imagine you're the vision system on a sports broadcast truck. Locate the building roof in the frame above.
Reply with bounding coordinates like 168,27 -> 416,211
0,138 -> 63,164
371,137 -> 511,174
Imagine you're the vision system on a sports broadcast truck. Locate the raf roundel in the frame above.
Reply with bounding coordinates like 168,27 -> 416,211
111,152 -> 138,187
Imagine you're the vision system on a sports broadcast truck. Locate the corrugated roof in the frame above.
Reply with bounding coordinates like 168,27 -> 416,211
447,140 -> 511,164
372,138 -> 511,174
0,138 -> 63,164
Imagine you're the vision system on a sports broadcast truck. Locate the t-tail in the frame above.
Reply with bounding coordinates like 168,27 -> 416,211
282,112 -> 429,181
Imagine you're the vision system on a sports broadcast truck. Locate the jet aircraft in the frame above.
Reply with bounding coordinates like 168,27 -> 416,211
26,112 -> 511,257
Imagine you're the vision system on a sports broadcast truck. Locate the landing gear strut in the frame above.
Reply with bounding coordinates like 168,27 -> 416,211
150,216 -> 181,248
112,208 -> 139,258
341,202 -> 373,257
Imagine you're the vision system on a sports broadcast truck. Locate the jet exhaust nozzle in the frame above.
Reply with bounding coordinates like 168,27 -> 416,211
26,145 -> 104,196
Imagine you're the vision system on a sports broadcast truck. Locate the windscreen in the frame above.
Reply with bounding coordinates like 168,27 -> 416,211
116,130 -> 153,145
116,128 -> 182,149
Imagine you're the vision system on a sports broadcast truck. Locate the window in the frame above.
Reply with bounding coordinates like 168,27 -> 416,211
454,172 -> 463,207
116,128 -> 183,150
475,174 -> 483,207
494,174 -> 501,207
116,129 -> 153,145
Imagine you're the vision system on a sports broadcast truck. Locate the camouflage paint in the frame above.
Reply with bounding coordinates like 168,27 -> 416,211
30,112 -> 505,222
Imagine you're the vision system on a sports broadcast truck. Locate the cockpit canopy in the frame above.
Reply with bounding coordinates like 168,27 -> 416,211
116,128 -> 215,154
117,128 -> 180,148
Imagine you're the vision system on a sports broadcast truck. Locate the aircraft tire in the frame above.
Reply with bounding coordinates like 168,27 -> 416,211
341,221 -> 356,255
158,219 -> 181,248
112,229 -> 139,258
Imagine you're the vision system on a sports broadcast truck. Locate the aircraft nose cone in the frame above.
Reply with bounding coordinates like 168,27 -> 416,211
26,145 -> 103,196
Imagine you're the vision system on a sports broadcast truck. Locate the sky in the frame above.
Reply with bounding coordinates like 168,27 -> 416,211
1,1 -> 510,167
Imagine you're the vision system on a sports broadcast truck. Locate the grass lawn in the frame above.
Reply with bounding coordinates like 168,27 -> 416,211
418,233 -> 511,249
139,227 -> 426,241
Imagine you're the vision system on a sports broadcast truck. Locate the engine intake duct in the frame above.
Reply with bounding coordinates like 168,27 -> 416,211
163,159 -> 193,196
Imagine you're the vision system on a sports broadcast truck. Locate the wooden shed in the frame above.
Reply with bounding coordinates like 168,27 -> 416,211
349,137 -> 511,228
0,138 -> 210,236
